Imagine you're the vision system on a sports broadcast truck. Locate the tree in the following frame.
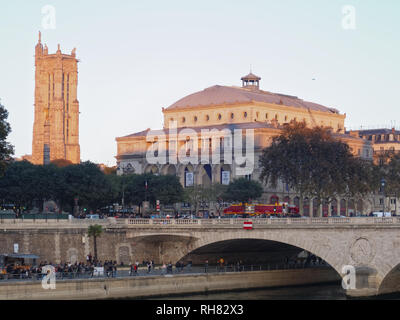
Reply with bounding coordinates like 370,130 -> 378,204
124,174 -> 184,213
382,153 -> 400,213
210,183 -> 229,216
0,161 -> 39,213
259,122 -> 369,216
54,161 -> 111,213
183,185 -> 211,216
223,178 -> 263,204
0,101 -> 14,175
88,224 -> 103,261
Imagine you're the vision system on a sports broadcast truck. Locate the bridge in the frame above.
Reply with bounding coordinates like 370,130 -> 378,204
1,217 -> 400,297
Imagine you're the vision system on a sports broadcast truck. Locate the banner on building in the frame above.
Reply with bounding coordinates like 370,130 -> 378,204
185,172 -> 194,187
221,171 -> 230,185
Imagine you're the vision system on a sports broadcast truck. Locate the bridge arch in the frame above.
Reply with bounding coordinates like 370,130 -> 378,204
176,230 -> 344,277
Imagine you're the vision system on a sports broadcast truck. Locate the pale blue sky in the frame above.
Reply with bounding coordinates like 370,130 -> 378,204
0,0 -> 399,165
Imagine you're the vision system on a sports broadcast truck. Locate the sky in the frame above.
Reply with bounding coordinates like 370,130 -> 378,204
0,0 -> 399,166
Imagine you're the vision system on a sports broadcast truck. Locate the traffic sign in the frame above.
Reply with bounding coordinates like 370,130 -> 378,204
243,221 -> 253,230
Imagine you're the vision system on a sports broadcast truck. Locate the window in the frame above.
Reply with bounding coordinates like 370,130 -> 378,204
231,113 -> 234,119
182,117 -> 186,123
244,112 -> 248,118
265,113 -> 268,119
194,116 -> 198,122
206,115 -> 210,121
218,114 -> 222,120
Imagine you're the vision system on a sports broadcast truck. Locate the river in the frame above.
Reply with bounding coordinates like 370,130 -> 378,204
158,284 -> 400,300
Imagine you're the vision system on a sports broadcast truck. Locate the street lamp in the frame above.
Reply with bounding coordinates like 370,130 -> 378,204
381,178 -> 386,216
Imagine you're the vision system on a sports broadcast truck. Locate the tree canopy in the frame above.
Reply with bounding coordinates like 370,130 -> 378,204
0,101 -> 14,175
259,122 -> 376,215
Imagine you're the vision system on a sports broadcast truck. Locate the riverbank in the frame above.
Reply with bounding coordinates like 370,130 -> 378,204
0,268 -> 341,300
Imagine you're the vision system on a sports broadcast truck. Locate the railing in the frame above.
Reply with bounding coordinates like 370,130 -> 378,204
1,217 -> 400,227
0,263 -> 329,283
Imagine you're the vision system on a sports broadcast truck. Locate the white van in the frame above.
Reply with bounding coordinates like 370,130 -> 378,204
372,212 -> 392,217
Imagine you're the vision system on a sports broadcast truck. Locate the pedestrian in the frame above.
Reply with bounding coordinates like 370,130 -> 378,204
187,260 -> 192,273
147,261 -> 152,274
204,260 -> 208,273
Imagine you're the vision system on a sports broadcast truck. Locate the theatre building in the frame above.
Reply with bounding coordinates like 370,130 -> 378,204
116,73 -> 373,216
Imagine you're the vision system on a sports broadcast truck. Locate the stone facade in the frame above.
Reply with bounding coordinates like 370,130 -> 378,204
32,32 -> 80,165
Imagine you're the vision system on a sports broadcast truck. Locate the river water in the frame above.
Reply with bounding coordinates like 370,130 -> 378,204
159,284 -> 400,300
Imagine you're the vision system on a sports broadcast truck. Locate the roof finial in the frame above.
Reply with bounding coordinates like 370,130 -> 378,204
38,31 -> 41,43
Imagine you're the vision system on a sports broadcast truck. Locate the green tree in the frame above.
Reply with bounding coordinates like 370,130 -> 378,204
223,178 -> 263,204
54,162 -> 111,213
0,101 -> 14,175
0,161 -> 39,213
124,174 -> 184,213
88,224 -> 103,261
260,122 -> 368,216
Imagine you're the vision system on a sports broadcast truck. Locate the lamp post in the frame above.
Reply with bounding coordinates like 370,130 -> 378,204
381,178 -> 386,216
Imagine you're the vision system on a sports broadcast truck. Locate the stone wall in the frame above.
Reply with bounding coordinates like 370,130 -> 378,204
0,268 -> 341,300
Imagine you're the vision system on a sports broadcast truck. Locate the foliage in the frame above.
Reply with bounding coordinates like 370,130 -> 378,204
223,178 -> 263,204
259,122 -> 375,215
0,101 -> 14,175
88,224 -> 103,261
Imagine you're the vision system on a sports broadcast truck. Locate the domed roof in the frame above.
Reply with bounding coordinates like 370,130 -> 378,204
165,85 -> 339,114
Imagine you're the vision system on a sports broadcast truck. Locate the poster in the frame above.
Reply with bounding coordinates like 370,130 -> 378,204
221,171 -> 230,185
185,172 -> 194,187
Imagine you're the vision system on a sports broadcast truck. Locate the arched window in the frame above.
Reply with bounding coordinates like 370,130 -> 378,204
244,112 -> 248,118
231,113 -> 234,119
206,115 -> 210,121
194,116 -> 198,122
182,117 -> 186,123
218,114 -> 222,120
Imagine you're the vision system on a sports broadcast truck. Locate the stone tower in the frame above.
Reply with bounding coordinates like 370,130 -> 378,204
32,32 -> 80,165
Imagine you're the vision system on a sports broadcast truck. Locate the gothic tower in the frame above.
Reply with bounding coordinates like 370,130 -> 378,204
32,32 -> 80,165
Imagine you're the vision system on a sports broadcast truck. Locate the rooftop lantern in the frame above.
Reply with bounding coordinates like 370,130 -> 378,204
241,72 -> 261,90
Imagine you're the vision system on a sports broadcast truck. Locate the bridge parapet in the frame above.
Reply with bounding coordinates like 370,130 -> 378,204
118,217 -> 400,227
